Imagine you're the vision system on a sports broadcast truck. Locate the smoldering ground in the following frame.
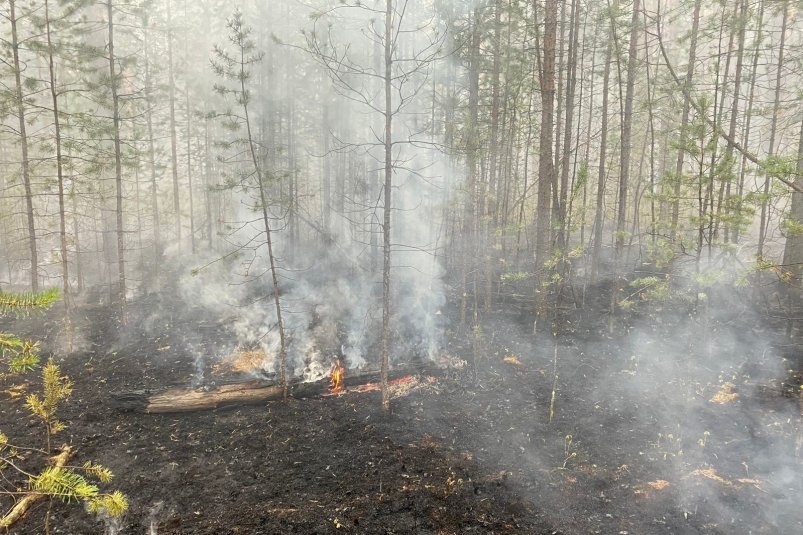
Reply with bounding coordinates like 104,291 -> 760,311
410,254 -> 803,533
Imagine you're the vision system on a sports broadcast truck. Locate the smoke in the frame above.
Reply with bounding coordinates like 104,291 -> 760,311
175,149 -> 449,383
148,501 -> 164,535
499,256 -> 803,531
159,0 -> 453,384
99,512 -> 123,535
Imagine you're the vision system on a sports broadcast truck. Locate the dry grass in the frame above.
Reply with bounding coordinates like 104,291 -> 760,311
710,382 -> 739,404
502,355 -> 525,368
689,468 -> 762,489
212,349 -> 269,375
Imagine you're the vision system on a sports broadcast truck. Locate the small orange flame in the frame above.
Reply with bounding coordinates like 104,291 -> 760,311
330,357 -> 345,393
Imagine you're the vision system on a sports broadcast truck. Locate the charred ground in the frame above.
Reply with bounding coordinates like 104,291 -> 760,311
1,282 -> 801,534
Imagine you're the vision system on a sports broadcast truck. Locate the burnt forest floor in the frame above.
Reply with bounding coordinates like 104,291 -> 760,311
1,282 -> 802,535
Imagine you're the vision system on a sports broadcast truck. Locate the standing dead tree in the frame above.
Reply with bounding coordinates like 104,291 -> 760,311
302,0 -> 443,411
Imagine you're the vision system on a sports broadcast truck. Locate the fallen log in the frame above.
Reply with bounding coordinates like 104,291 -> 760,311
0,445 -> 72,529
113,366 -> 439,414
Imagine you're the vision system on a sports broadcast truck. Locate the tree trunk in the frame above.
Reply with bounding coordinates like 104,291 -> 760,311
381,0 -> 394,412
8,0 -> 38,292
107,0 -> 126,315
705,5 -> 732,258
535,0 -> 557,334
238,49 -> 288,400
781,119 -> 803,336
461,8 -> 482,331
717,0 -> 747,244
552,0 -> 566,227
610,0 -> 640,329
733,0 -> 764,244
71,179 -> 83,292
167,0 -> 182,251
557,0 -> 580,251
322,99 -> 332,236
485,0 -> 503,311
757,1 -> 788,259
578,11 -> 596,251
642,2 -> 657,243
186,92 -> 196,254
592,18 -> 613,278
44,0 -> 70,311
617,0 -> 640,256
670,0 -> 701,244
144,18 -> 161,287
203,108 -> 214,249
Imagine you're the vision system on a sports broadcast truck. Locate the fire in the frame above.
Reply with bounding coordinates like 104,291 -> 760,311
330,356 -> 345,393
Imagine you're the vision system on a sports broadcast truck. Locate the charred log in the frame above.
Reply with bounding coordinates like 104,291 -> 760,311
113,366 -> 438,414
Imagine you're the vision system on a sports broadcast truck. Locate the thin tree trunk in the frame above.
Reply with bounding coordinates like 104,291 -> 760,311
611,0 -> 641,330
381,0 -> 393,412
733,0 -> 764,244
69,164 -> 83,292
670,0 -> 701,244
484,0 -> 503,311
8,0 -> 38,292
107,0 -> 126,315
757,1 -> 788,258
44,0 -> 70,310
552,0 -> 567,234
489,0 -> 502,223
461,8 -> 482,331
186,92 -> 196,254
616,0 -> 639,257
642,2 -> 657,243
239,51 -> 288,400
144,19 -> 161,285
535,0 -> 557,333
718,0 -> 747,244
516,42 -> 538,259
705,5 -> 732,258
592,21 -> 613,278
204,109 -> 214,249
167,0 -> 182,251
781,118 -> 803,336
557,0 -> 579,251
579,13 -> 596,251
322,101 -> 331,236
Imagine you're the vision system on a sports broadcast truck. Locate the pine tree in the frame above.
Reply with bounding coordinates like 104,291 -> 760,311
211,10 -> 288,397
0,289 -> 128,528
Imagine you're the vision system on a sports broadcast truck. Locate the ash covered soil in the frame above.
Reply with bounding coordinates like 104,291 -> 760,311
2,288 -> 802,534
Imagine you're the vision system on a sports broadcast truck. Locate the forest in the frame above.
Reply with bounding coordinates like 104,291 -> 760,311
0,0 -> 802,533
